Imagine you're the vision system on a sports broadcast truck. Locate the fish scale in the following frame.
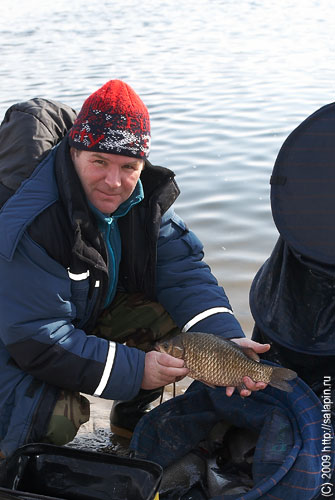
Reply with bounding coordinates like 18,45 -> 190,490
182,333 -> 273,386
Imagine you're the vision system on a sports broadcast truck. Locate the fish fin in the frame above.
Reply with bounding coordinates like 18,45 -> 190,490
224,340 -> 260,362
240,347 -> 260,362
269,366 -> 297,392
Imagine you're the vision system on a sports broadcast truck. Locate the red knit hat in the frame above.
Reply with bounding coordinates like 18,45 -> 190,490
68,80 -> 151,159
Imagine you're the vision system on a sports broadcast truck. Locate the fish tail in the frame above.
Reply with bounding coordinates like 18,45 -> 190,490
269,366 -> 297,392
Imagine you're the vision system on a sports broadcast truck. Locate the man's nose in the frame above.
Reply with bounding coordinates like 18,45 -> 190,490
105,167 -> 121,187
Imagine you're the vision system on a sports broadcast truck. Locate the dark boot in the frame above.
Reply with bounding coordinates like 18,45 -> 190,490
110,388 -> 163,439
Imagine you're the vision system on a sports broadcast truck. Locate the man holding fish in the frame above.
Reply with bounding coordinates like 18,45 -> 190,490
0,80 -> 273,458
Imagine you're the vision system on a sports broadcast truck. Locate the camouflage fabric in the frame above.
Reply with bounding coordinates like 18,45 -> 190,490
44,293 -> 180,445
93,292 -> 181,352
43,390 -> 90,446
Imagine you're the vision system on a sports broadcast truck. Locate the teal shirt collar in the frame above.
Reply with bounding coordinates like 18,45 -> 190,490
88,179 -> 144,308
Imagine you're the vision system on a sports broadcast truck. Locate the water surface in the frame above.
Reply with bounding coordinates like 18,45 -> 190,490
1,0 -> 334,330
1,0 -> 335,447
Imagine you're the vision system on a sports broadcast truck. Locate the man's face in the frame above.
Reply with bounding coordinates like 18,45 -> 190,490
70,148 -> 144,214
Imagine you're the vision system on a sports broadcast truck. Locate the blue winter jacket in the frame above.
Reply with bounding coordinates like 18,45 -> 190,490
0,99 -> 244,457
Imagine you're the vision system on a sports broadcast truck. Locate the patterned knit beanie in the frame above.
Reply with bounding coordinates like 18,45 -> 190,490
68,80 -> 151,159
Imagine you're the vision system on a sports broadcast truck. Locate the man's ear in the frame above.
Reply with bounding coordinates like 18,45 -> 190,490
69,147 -> 79,162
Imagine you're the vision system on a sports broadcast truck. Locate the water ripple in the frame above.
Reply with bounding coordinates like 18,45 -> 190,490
1,0 -> 335,330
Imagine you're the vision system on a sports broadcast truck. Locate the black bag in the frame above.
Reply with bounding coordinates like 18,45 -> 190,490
0,443 -> 162,500
0,98 -> 77,207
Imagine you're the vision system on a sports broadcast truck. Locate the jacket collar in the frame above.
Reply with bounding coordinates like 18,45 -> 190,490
54,135 -> 108,272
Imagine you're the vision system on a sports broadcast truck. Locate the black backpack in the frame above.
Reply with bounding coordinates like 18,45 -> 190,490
0,98 -> 77,207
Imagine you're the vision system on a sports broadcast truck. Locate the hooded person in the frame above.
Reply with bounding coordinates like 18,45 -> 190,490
0,80 -> 269,458
249,101 -> 335,428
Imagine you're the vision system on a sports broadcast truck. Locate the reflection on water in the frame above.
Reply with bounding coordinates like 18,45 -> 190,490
1,0 -> 334,330
1,0 -> 335,448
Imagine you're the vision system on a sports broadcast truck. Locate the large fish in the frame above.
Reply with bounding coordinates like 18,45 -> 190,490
156,332 -> 297,392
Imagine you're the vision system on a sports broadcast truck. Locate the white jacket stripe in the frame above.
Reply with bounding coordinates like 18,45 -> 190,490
93,342 -> 116,396
68,270 -> 90,280
182,307 -> 234,332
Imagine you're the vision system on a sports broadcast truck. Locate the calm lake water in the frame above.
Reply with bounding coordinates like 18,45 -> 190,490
1,0 -> 335,332
1,0 -> 335,451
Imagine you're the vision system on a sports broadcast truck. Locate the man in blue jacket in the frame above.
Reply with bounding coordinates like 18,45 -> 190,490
0,80 -> 269,458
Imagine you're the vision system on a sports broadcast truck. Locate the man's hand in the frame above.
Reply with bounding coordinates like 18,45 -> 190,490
141,351 -> 189,390
226,337 -> 271,398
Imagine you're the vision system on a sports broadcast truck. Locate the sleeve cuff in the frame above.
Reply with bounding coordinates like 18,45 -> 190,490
96,342 -> 145,401
187,311 -> 245,339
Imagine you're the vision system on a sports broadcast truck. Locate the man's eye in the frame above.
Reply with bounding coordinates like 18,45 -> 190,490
95,160 -> 106,165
